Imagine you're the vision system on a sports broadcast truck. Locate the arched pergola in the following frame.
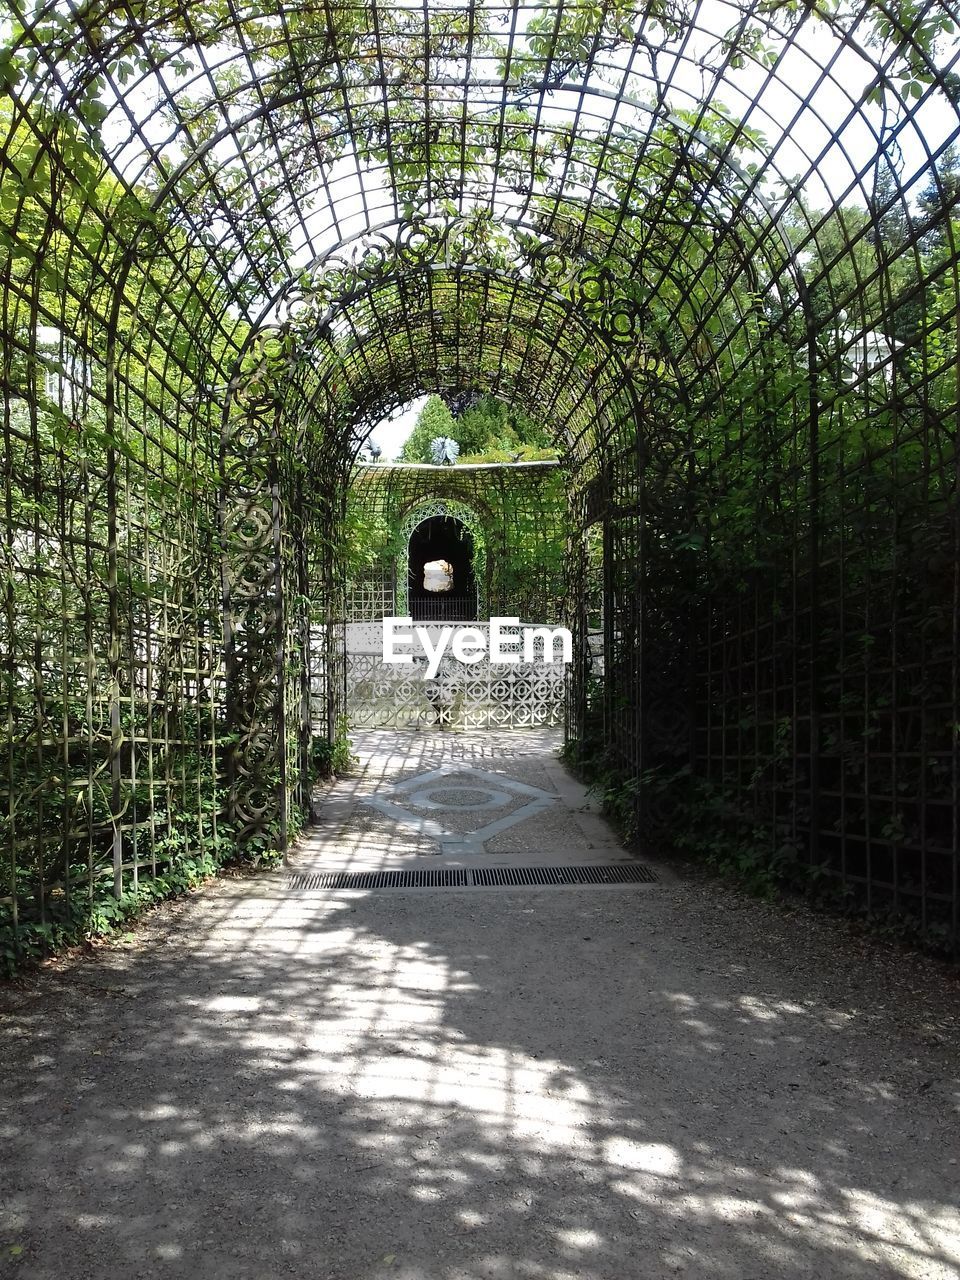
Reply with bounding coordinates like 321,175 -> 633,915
2,0 -> 960,955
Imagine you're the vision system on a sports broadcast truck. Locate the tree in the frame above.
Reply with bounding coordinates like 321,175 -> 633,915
398,395 -> 457,461
455,395 -> 555,460
399,393 -> 556,462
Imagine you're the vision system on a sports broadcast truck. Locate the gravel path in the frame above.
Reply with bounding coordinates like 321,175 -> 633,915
1,731 -> 959,1279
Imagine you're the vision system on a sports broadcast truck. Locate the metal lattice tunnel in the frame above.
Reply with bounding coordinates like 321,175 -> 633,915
2,1 -> 960,956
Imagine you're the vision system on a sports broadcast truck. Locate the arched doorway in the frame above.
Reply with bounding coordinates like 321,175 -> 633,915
407,515 -> 478,621
394,498 -> 487,619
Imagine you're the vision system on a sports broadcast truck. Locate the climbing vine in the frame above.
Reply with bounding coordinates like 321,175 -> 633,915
1,0 -> 959,969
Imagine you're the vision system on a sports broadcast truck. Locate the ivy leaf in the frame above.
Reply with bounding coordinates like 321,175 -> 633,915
0,47 -> 22,92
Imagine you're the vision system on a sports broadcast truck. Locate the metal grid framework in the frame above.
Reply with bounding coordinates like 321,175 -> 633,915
2,0 -> 960,952
345,461 -> 567,621
341,463 -> 568,728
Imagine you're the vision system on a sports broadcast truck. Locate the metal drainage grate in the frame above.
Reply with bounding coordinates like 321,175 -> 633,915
471,865 -> 660,885
284,864 -> 657,890
472,863 -> 658,887
286,868 -> 469,890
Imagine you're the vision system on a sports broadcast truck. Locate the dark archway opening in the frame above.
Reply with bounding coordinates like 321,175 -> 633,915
408,516 -> 478,622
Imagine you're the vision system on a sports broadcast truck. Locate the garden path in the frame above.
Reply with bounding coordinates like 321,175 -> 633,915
1,728 -> 959,1279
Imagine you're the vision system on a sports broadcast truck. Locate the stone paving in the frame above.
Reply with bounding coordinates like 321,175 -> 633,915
298,729 -> 635,872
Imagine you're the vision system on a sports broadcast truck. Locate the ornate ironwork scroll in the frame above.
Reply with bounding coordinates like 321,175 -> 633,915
4,0 -> 960,962
220,391 -> 287,848
278,216 -> 647,353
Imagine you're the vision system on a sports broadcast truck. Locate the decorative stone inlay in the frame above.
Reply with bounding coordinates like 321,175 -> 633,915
360,764 -> 557,854
406,785 -> 513,811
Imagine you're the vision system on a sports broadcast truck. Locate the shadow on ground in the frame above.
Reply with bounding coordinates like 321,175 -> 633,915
2,867 -> 959,1279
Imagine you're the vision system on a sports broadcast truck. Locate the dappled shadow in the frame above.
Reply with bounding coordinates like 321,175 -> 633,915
2,867 -> 959,1279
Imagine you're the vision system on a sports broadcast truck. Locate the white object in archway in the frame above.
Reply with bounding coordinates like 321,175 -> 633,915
423,559 -> 453,593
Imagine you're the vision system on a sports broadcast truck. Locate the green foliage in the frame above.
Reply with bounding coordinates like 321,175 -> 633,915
399,395 -> 457,462
346,458 -> 568,622
342,501 -> 393,578
311,718 -> 358,780
559,736 -> 645,846
399,393 -> 558,463
454,396 -> 556,461
0,795 -> 243,978
3,0 -> 960,970
565,731 -> 834,898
